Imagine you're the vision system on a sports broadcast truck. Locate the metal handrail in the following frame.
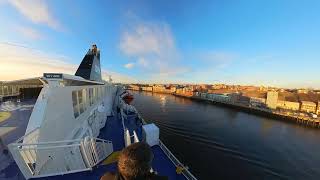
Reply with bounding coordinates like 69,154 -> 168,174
158,141 -> 197,180
9,136 -> 113,179
136,112 -> 197,180
118,93 -> 197,179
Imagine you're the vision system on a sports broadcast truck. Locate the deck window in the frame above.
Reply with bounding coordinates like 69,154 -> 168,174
97,87 -> 101,99
12,86 -> 17,94
72,91 -> 79,118
89,88 -> 93,106
78,90 -> 84,114
8,86 -> 12,95
93,88 -> 97,103
101,87 -> 106,97
3,86 -> 8,95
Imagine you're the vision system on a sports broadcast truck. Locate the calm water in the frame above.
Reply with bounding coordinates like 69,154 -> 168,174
131,91 -> 320,180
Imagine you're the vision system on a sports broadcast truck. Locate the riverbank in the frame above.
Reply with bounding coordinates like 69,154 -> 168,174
128,89 -> 320,128
172,93 -> 320,128
131,90 -> 320,179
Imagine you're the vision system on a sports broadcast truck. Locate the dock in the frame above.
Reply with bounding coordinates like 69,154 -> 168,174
172,93 -> 320,128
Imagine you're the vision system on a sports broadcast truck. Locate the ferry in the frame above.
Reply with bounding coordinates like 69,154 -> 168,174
0,45 -> 197,180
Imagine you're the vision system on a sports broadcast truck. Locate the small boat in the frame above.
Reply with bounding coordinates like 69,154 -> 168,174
122,92 -> 134,104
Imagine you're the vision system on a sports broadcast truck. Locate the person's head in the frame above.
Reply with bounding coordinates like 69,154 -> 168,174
118,142 -> 154,180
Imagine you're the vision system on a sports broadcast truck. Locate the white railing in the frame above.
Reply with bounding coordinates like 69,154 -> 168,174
136,112 -> 197,180
8,132 -> 113,180
119,94 -> 197,179
133,130 -> 139,143
124,129 -> 131,147
159,141 -> 197,180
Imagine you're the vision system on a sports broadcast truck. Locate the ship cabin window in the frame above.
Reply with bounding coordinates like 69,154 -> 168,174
105,86 -> 108,95
72,91 -> 79,118
96,87 -> 99,100
12,86 -> 17,94
89,88 -> 93,106
97,87 -> 100,101
93,87 -> 97,103
3,86 -> 8,95
102,86 -> 105,97
97,87 -> 101,100
101,87 -> 104,97
99,87 -> 102,99
78,89 -> 86,114
73,89 -> 88,118
8,86 -> 12,95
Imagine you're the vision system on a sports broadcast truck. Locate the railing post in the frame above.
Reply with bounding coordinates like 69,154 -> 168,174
8,145 -> 32,179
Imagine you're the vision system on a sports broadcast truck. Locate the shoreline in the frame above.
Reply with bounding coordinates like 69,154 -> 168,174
174,93 -> 320,128
129,89 -> 320,128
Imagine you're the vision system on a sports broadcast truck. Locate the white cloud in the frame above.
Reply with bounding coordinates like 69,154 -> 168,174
7,0 -> 62,30
124,63 -> 135,69
0,43 -> 136,83
14,25 -> 44,40
201,51 -> 235,68
119,19 -> 188,80
137,57 -> 148,67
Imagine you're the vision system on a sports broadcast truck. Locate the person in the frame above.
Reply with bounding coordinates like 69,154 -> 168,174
101,142 -> 167,180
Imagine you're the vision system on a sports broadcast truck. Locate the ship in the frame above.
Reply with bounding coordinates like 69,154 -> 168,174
0,45 -> 197,180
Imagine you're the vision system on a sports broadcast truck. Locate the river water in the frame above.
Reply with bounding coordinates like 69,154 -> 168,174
131,91 -> 320,180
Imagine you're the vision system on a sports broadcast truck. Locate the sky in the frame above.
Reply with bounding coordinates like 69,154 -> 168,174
0,0 -> 320,88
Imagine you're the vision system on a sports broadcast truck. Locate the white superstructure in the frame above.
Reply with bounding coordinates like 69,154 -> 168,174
8,45 -> 119,179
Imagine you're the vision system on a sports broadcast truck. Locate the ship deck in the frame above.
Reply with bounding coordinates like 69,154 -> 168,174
0,99 -> 36,180
0,100 -> 187,180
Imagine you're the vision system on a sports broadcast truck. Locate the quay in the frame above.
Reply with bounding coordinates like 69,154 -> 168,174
172,93 -> 320,128
127,85 -> 320,128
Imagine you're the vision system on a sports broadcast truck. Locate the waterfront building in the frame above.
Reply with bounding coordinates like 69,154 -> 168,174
142,86 -> 153,92
200,92 -> 208,99
229,93 -> 240,103
300,101 -> 317,113
170,86 -> 177,93
212,84 -> 227,90
129,85 -> 141,91
200,84 -> 211,90
266,91 -> 278,109
238,95 -> 250,106
259,86 -> 268,91
175,87 -> 195,97
277,100 -> 300,111
249,97 -> 266,108
297,89 -> 309,94
206,93 -> 231,103
152,85 -> 172,93
317,101 -> 320,114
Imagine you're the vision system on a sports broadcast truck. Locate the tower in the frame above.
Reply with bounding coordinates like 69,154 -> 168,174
75,44 -> 102,82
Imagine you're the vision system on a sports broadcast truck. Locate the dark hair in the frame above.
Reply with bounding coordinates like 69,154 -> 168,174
118,142 -> 154,180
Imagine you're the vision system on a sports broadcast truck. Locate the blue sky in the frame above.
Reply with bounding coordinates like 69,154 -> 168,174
0,0 -> 319,88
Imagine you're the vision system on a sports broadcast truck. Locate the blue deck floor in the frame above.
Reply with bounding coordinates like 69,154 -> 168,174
45,112 -> 186,180
151,146 -> 186,180
0,101 -> 187,180
0,99 -> 36,180
121,112 -> 186,179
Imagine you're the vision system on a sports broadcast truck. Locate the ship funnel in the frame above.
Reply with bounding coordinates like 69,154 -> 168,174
75,44 -> 102,82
